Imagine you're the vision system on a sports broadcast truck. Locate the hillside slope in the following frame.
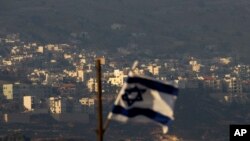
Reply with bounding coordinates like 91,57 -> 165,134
1,0 -> 250,61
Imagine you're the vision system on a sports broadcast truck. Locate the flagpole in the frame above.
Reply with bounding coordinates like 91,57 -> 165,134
96,58 -> 103,141
103,60 -> 139,133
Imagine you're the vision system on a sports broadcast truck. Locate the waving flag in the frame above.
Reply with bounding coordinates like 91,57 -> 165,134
108,74 -> 179,133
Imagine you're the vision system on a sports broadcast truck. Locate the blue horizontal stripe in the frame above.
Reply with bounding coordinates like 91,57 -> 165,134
112,105 -> 172,125
127,76 -> 178,96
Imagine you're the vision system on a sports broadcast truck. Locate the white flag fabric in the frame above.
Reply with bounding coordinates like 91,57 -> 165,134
108,74 -> 179,133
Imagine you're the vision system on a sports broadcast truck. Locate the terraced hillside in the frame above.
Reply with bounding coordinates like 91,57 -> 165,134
0,0 -> 250,62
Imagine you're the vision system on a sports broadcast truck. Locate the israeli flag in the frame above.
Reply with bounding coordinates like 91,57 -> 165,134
108,74 -> 179,133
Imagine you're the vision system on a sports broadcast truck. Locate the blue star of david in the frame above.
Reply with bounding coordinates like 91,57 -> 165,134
122,86 -> 146,106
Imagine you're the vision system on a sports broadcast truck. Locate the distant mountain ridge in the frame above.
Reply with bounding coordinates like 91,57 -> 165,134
1,0 -> 250,62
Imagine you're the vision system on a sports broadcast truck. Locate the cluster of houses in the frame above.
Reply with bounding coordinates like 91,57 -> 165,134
0,33 -> 250,124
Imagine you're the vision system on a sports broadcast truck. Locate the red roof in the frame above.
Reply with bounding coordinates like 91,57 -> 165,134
203,76 -> 216,81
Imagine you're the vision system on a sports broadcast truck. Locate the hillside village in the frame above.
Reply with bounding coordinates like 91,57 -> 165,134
0,33 -> 249,140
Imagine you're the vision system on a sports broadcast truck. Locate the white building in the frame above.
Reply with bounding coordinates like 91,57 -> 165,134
192,64 -> 201,72
49,97 -> 66,114
87,78 -> 98,92
189,60 -> 201,72
219,57 -> 231,65
79,98 -> 95,114
2,60 -> 12,66
77,69 -> 84,82
107,69 -> 125,86
80,58 -> 86,64
3,84 -> 13,100
228,77 -> 242,94
64,54 -> 72,59
37,46 -> 44,53
79,98 -> 95,106
23,96 -> 34,112
147,64 -> 160,75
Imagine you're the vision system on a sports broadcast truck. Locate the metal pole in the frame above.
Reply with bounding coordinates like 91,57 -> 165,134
96,59 -> 103,141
